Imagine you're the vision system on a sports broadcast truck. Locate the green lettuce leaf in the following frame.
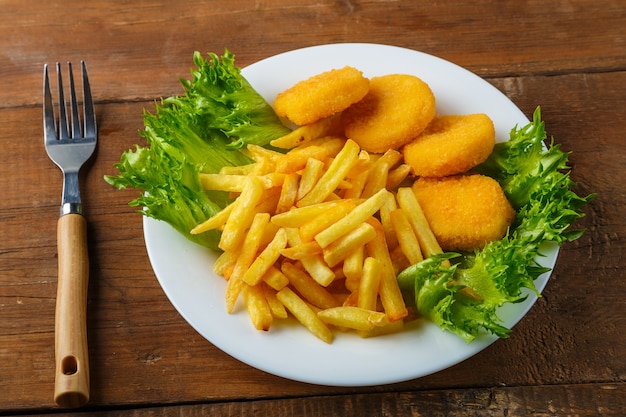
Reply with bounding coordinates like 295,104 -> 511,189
104,50 -> 291,249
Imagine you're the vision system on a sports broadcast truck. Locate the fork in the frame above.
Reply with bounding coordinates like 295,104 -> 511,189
43,61 -> 97,408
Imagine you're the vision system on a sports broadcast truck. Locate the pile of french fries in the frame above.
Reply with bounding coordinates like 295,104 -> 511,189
191,116 -> 445,343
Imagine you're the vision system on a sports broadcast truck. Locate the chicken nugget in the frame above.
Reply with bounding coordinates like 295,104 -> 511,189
411,175 -> 515,252
403,113 -> 495,177
273,66 -> 370,126
342,74 -> 436,153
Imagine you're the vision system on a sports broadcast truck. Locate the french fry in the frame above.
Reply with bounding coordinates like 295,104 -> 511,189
358,257 -> 381,311
281,262 -> 339,310
297,139 -> 360,207
342,246 -> 364,293
269,114 -> 342,149
242,228 -> 288,285
317,306 -> 388,331
284,228 -> 335,286
276,173 -> 300,214
386,164 -> 411,190
271,200 -> 344,228
242,283 -> 273,331
245,144 -> 283,165
276,287 -> 333,343
219,177 -> 264,252
322,222 -> 376,268
225,274 -> 245,314
275,145 -> 327,174
361,149 -> 401,198
298,199 -> 357,242
230,213 -> 270,282
390,208 -> 424,265
366,218 -> 408,322
315,188 -> 389,248
297,157 -> 325,200
261,265 -> 290,291
190,202 -> 235,235
359,319 -> 405,338
396,187 -> 447,264
280,240 -> 323,260
213,247 -> 238,276
378,190 -> 399,250
262,283 -> 288,319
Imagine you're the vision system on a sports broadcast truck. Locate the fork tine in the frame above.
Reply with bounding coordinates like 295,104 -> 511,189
81,61 -> 97,138
56,63 -> 70,141
43,64 -> 58,144
68,62 -> 82,139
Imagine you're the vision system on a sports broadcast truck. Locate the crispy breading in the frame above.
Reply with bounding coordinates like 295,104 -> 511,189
341,74 -> 436,154
273,66 -> 370,126
403,114 -> 495,177
411,175 -> 515,252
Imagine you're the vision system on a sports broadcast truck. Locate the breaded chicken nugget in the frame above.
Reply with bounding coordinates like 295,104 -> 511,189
342,74 -> 436,153
412,174 -> 515,252
273,66 -> 370,126
403,114 -> 495,177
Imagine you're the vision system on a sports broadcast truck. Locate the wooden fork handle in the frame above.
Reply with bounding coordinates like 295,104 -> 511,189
54,213 -> 90,408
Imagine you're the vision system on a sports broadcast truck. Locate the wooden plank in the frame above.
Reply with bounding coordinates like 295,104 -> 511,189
0,0 -> 624,108
9,383 -> 626,416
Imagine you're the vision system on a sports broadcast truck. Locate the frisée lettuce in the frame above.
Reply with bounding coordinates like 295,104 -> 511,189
397,107 -> 594,342
104,50 -> 290,249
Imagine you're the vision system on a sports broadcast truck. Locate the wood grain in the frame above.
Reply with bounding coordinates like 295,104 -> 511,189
0,0 -> 624,415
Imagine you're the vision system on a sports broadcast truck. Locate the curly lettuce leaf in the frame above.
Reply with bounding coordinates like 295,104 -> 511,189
105,50 -> 291,249
398,107 -> 595,342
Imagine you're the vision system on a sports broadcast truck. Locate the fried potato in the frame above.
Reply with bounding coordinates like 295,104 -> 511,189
273,66 -> 370,126
342,74 -> 436,153
412,174 -> 515,251
276,287 -> 333,343
403,113 -> 495,177
281,262 -> 340,310
242,283 -> 273,331
270,114 -> 343,149
317,306 -> 388,331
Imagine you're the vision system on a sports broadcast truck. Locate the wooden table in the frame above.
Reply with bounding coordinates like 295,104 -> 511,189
1,1 -> 624,415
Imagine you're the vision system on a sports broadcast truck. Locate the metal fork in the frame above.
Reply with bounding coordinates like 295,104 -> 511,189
44,61 -> 97,408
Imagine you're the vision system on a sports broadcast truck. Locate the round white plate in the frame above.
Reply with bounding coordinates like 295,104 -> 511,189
144,43 -> 557,386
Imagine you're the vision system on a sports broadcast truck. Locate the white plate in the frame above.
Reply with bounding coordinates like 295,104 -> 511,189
144,43 -> 558,386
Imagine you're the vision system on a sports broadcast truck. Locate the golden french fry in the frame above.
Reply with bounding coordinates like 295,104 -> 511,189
284,228 -> 335,286
386,164 -> 411,190
271,200 -> 344,228
299,199 -> 357,242
225,274 -> 245,314
242,228 -> 288,285
359,319 -> 405,338
317,306 -> 388,331
213,247 -> 238,276
366,218 -> 408,322
190,202 -> 235,235
396,187 -> 446,262
378,190 -> 399,250
390,208 -> 424,265
315,188 -> 389,248
230,213 -> 270,282
297,157 -> 325,200
280,240 -> 323,260
219,177 -> 264,252
262,283 -> 288,319
276,287 -> 333,343
281,262 -> 339,310
358,257 -> 381,311
245,144 -> 283,165
276,173 -> 300,214
199,173 -> 247,192
360,149 -> 401,198
275,145 -> 327,174
261,265 -> 290,291
343,246 -> 364,293
297,139 -> 361,207
242,283 -> 273,331
270,114 -> 342,149
322,222 -> 376,268
219,163 -> 256,175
